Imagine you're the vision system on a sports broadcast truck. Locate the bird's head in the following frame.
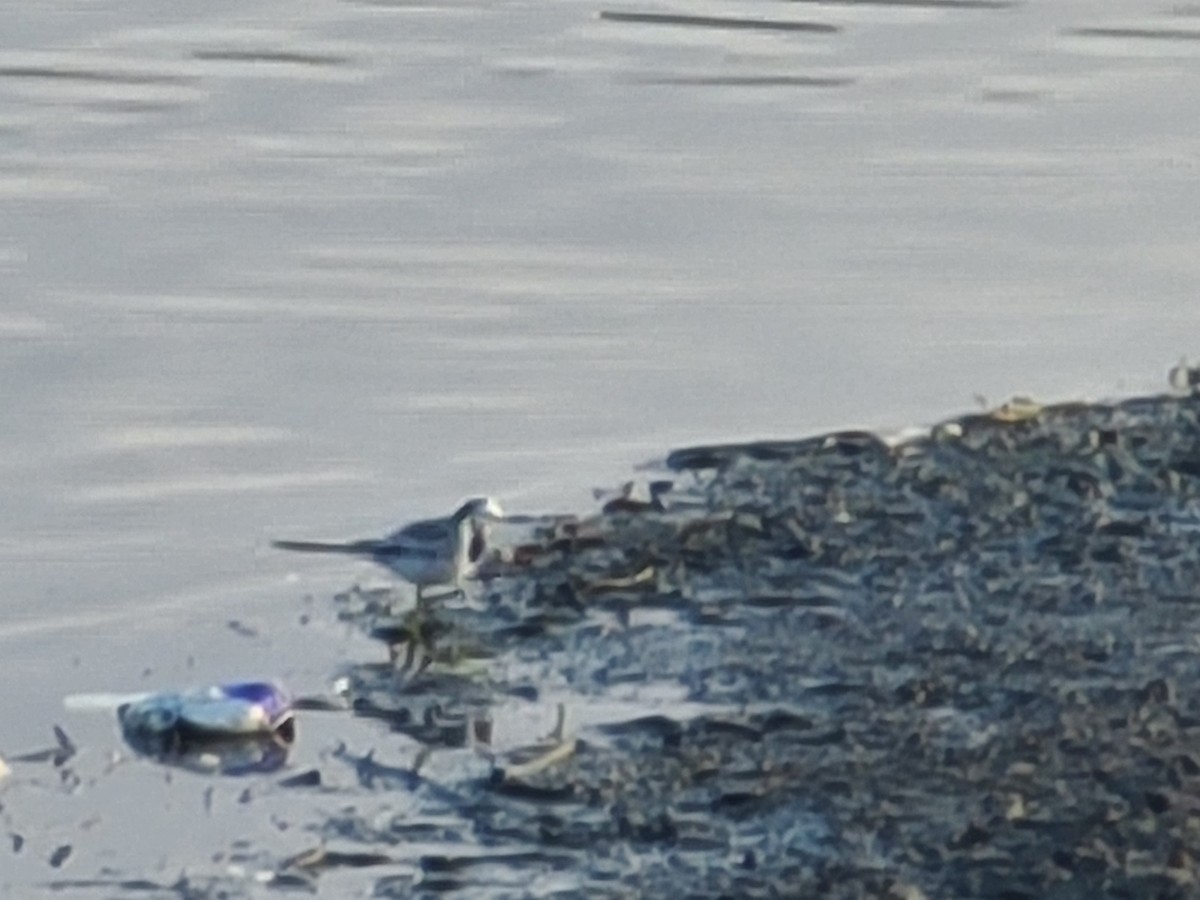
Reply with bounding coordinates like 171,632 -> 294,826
453,496 -> 504,523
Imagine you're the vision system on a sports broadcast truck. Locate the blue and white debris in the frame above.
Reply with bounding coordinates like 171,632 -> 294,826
118,681 -> 295,743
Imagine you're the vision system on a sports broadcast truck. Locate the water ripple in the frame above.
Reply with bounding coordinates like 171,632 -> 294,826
785,0 -> 1015,7
598,10 -> 839,33
191,49 -> 353,66
0,64 -> 192,86
1068,26 -> 1200,41
91,425 -> 294,453
626,72 -> 852,87
69,468 -> 368,504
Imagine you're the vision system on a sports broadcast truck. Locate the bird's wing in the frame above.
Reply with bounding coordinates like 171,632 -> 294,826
371,540 -> 439,560
389,519 -> 452,545
372,521 -> 452,560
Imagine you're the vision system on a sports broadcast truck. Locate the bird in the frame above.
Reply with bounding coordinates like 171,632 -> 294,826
272,497 -> 503,603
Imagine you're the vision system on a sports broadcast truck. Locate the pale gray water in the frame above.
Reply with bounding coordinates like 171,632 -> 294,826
1,0 -> 1199,893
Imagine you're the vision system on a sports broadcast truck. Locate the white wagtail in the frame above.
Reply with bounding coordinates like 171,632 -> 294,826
273,497 -> 503,603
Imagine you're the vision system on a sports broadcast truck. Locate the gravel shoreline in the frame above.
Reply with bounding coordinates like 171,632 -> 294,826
294,384 -> 1200,898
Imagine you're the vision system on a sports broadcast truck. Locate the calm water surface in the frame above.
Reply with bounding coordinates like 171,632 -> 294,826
2,0 -> 1199,892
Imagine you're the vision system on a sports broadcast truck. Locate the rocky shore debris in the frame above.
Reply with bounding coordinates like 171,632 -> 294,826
9,726 -> 77,768
319,381 -> 1200,898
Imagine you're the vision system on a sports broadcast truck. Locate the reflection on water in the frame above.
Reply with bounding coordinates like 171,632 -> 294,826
2,0 -> 1200,892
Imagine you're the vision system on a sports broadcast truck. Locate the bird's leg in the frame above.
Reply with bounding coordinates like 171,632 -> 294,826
395,602 -> 431,680
549,702 -> 567,743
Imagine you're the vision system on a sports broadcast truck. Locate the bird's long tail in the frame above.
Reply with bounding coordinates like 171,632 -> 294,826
272,539 -> 381,556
